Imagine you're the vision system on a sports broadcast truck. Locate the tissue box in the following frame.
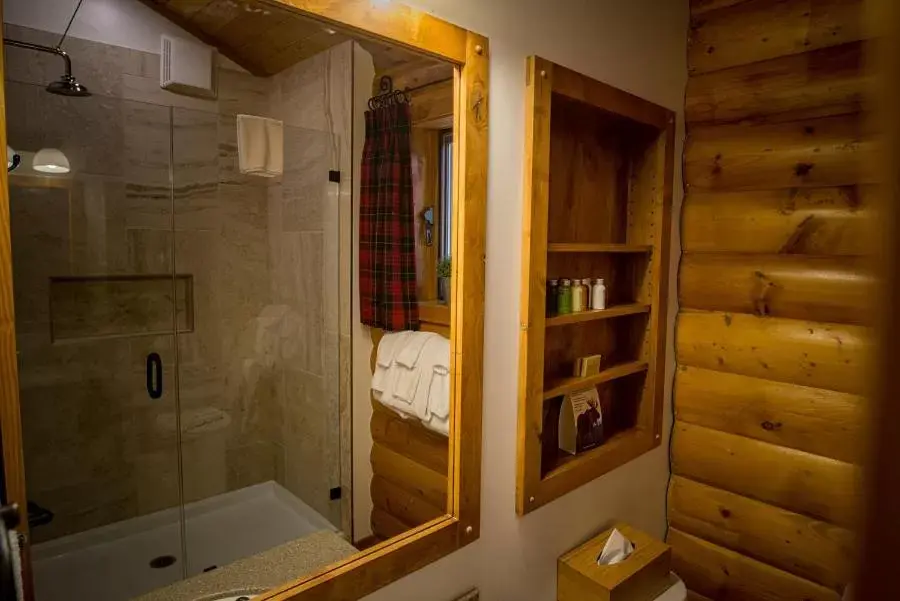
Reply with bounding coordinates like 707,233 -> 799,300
558,523 -> 671,601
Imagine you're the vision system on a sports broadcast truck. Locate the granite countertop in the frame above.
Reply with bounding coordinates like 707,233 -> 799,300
135,530 -> 358,601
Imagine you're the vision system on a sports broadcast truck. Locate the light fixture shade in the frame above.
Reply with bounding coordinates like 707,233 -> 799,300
32,148 -> 70,174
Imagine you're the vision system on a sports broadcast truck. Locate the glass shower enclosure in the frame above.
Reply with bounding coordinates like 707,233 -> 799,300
5,79 -> 344,601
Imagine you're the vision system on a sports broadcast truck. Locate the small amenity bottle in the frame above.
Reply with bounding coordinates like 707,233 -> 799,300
558,279 -> 573,315
546,279 -> 559,317
591,278 -> 606,310
572,278 -> 585,312
582,279 -> 593,309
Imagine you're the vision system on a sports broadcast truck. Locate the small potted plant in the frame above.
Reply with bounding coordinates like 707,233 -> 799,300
437,257 -> 452,305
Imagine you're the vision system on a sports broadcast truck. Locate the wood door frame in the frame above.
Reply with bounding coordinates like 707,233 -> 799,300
0,2 -> 488,601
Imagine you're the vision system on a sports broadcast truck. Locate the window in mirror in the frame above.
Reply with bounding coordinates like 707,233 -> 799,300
438,129 -> 454,261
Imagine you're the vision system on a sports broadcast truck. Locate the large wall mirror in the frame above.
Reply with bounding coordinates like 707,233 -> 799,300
0,1 -> 487,599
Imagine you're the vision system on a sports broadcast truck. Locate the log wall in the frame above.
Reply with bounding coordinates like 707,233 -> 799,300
368,311 -> 450,541
671,0 -> 872,597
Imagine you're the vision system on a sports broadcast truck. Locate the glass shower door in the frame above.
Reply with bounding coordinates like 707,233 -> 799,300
171,106 -> 346,576
5,81 -> 186,601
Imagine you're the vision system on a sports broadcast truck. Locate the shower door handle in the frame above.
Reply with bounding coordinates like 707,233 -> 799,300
146,353 -> 163,400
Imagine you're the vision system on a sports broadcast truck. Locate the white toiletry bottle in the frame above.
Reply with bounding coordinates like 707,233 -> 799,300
591,278 -> 606,310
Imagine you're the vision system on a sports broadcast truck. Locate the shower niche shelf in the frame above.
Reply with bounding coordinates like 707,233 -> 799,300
516,56 -> 675,515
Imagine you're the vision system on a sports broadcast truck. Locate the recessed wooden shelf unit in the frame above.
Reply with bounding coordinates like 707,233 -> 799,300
516,57 -> 674,514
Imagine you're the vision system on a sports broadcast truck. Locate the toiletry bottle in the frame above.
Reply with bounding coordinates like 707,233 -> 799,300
558,279 -> 573,315
572,277 -> 585,312
582,278 -> 592,309
592,278 -> 606,310
547,279 -> 559,317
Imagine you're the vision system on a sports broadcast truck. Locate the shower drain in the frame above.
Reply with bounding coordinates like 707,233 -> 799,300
149,555 -> 177,569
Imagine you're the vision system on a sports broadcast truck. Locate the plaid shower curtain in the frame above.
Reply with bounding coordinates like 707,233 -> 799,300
359,103 -> 420,331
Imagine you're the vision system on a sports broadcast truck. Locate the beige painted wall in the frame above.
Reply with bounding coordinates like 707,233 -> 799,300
359,0 -> 687,599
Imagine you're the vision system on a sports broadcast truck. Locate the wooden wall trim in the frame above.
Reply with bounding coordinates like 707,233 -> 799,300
515,55 -> 553,515
551,63 -> 671,128
0,0 -> 27,533
267,0 -> 468,64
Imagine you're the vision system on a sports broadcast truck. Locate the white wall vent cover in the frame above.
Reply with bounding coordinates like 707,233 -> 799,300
160,35 -> 217,98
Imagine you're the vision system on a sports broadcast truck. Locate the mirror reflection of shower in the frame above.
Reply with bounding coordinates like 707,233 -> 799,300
3,0 -> 90,97
4,0 -> 87,176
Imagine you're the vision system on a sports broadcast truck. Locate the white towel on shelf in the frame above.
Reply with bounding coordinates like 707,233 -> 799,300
408,336 -> 451,425
372,331 -> 410,398
425,412 -> 450,436
237,114 -> 283,177
372,330 -> 451,437
428,365 -> 451,420
396,331 -> 433,369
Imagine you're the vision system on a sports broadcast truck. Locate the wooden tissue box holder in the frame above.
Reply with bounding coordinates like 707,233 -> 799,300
558,523 -> 671,601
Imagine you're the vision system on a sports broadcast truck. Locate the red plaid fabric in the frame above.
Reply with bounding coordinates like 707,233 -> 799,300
359,103 -> 420,331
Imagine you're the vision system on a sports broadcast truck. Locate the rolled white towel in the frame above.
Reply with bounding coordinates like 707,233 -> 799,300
424,412 -> 450,437
395,332 -> 434,369
393,365 -> 421,404
427,366 -> 451,420
411,366 -> 436,420
372,332 -> 410,395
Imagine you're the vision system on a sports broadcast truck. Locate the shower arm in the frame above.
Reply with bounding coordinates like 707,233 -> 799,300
4,39 -> 74,81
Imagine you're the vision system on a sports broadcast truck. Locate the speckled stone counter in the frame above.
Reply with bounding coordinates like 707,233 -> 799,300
134,531 -> 358,601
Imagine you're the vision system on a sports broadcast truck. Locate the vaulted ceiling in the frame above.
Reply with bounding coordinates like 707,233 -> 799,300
140,0 -> 452,81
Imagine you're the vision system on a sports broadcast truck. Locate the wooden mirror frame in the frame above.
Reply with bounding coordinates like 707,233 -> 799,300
0,2 -> 488,600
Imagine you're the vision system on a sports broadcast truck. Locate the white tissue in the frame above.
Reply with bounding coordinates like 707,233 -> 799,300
597,528 -> 634,566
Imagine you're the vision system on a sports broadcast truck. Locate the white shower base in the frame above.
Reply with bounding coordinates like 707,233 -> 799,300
32,481 -> 335,601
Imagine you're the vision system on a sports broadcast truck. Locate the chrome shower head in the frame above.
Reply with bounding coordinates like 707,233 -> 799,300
46,75 -> 90,97
4,40 -> 91,98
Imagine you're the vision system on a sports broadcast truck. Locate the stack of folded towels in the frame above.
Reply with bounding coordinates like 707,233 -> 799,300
371,331 -> 451,436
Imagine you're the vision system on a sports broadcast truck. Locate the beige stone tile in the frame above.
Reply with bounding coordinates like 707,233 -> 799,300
272,232 -> 324,375
217,68 -> 270,117
122,74 -> 218,112
226,440 -> 278,491
182,432 -> 229,503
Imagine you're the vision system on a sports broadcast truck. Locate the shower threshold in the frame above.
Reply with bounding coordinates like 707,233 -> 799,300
31,481 -> 336,601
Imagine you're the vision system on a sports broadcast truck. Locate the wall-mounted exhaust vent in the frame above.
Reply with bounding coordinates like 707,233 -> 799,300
160,35 -> 217,99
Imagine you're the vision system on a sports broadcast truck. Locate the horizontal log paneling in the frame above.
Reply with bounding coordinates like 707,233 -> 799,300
686,113 -> 875,190
682,186 -> 871,255
371,507 -> 412,540
680,253 -> 873,324
371,402 -> 449,474
669,476 -> 854,589
672,422 -> 860,527
687,42 -> 867,124
691,0 -> 751,17
675,365 -> 864,463
669,529 -> 843,601
689,0 -> 865,75
677,310 -> 870,394
371,475 -> 445,528
370,442 -> 447,510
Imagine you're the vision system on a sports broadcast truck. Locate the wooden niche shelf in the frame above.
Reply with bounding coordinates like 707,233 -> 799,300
516,57 -> 675,515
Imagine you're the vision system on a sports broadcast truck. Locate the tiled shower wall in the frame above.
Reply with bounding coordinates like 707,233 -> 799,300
4,23 -> 352,542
